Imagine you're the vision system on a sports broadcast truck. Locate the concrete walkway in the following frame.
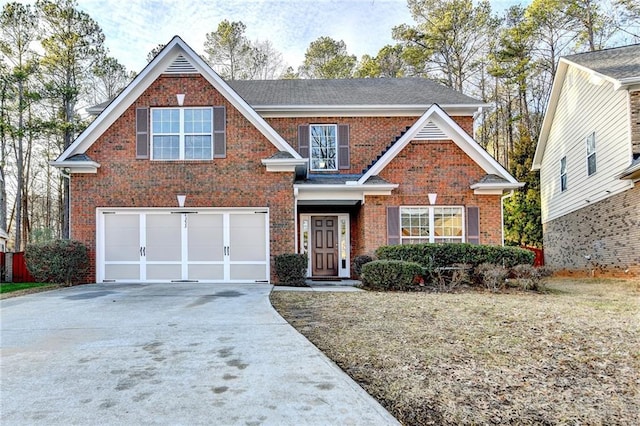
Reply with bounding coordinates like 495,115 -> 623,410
0,283 -> 398,425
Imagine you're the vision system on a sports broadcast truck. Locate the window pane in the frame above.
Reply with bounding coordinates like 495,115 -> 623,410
434,207 -> 463,240
185,135 -> 212,159
153,135 -> 179,159
588,154 -> 597,175
310,125 -> 337,170
401,208 -> 430,241
152,109 -> 179,133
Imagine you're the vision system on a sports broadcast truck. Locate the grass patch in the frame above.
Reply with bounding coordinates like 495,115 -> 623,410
271,278 -> 640,425
0,282 -> 60,297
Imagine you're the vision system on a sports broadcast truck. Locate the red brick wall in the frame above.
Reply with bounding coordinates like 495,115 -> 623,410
266,114 -> 474,174
356,139 -> 502,255
70,75 -> 295,282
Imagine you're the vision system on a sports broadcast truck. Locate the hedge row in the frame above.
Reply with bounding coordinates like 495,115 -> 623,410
25,240 -> 89,285
360,260 -> 423,291
375,243 -> 534,270
274,253 -> 308,286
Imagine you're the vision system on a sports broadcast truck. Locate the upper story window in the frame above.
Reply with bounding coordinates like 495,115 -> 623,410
400,206 -> 464,244
586,132 -> 597,176
310,124 -> 337,171
560,156 -> 567,192
151,107 -> 212,160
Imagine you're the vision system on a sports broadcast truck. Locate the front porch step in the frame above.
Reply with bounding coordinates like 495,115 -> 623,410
306,279 -> 361,287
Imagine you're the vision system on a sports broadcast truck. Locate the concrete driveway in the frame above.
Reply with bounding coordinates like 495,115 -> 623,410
0,283 -> 398,425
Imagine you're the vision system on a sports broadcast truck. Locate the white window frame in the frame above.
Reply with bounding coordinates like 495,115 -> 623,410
150,107 -> 213,160
586,132 -> 597,176
400,206 -> 465,244
560,156 -> 567,192
309,124 -> 338,171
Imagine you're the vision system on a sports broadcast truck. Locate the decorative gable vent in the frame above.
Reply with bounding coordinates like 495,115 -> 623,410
164,54 -> 198,74
415,121 -> 447,140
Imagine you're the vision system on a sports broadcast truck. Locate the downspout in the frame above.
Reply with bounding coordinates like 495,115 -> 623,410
501,190 -> 515,247
60,169 -> 71,238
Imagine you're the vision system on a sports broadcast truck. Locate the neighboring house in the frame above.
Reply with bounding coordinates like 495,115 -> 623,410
53,36 -> 521,284
533,44 -> 640,275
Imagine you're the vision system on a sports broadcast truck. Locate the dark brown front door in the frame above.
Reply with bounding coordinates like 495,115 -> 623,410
312,216 -> 338,276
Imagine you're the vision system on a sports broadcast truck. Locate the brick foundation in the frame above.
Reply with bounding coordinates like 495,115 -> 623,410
543,183 -> 640,276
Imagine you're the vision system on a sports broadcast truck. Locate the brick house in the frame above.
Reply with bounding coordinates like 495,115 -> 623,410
532,44 -> 640,275
53,36 -> 521,283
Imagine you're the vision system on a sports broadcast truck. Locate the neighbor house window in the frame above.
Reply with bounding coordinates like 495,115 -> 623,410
151,107 -> 212,160
586,132 -> 596,176
560,156 -> 567,192
310,124 -> 337,170
400,206 -> 464,244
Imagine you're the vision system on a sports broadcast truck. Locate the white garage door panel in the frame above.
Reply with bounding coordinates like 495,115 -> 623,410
104,214 -> 139,262
188,214 -> 224,262
230,214 -> 267,261
146,215 -> 182,262
230,264 -> 267,281
99,209 -> 269,283
189,264 -> 224,280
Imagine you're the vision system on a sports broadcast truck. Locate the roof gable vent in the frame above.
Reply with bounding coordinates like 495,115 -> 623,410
415,121 -> 447,140
164,54 -> 198,74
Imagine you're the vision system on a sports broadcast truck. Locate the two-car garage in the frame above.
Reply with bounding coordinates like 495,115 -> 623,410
96,208 -> 269,283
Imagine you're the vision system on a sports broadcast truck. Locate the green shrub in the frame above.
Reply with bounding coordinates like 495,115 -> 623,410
360,260 -> 423,291
352,254 -> 375,278
376,243 -> 534,270
274,253 -> 308,286
25,239 -> 89,285
511,264 -> 553,291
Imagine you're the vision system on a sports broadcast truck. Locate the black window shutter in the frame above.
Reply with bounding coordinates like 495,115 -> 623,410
338,124 -> 350,169
298,125 -> 310,158
213,106 -> 226,158
466,206 -> 480,244
135,108 -> 149,159
387,206 -> 400,245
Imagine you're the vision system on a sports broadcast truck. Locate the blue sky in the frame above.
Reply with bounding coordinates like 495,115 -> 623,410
10,0 -> 527,74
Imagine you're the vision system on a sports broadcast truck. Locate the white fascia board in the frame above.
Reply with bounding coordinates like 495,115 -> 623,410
50,160 -> 100,173
470,182 -> 524,195
261,158 -> 308,172
533,60 -> 569,170
254,103 -> 487,118
359,104 -> 519,185
57,36 -> 301,162
294,183 -> 398,201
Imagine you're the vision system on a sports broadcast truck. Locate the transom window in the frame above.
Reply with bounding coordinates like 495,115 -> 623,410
151,107 -> 212,160
586,132 -> 596,176
310,124 -> 337,171
560,156 -> 567,192
400,206 -> 464,244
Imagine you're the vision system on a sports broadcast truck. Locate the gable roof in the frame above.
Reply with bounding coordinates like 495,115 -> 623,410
227,78 -> 485,116
533,44 -> 640,170
54,36 -> 301,166
564,44 -> 640,82
87,77 -> 487,118
359,104 -> 522,190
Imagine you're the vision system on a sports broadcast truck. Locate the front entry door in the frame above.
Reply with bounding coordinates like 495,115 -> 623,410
312,216 -> 338,276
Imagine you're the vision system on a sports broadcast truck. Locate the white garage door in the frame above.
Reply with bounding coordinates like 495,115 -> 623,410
97,208 -> 269,283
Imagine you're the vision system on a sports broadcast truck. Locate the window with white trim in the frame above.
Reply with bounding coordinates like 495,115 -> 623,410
400,206 -> 464,244
560,156 -> 567,192
310,124 -> 337,170
586,132 -> 596,176
151,107 -> 212,160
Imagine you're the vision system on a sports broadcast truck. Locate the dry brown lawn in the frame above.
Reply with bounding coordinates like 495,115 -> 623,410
270,278 -> 640,425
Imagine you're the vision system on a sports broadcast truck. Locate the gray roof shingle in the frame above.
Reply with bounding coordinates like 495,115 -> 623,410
228,78 -> 481,106
565,44 -> 640,81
